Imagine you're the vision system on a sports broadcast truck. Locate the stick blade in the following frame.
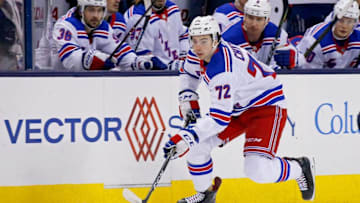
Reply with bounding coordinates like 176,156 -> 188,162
123,188 -> 143,203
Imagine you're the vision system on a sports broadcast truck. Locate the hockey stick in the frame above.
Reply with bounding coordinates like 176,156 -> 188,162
303,0 -> 352,58
123,147 -> 176,203
265,0 -> 289,65
123,115 -> 194,203
134,0 -> 152,52
108,0 -> 154,59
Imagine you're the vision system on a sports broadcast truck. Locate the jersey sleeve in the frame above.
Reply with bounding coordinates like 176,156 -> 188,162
53,21 -> 84,70
112,13 -> 127,41
179,26 -> 190,59
296,33 -> 324,69
179,50 -> 202,92
213,11 -> 230,33
124,5 -> 146,50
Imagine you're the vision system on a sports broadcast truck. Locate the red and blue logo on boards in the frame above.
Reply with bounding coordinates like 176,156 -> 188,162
125,97 -> 166,161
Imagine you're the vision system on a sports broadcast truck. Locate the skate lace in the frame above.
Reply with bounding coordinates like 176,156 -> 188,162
184,192 -> 205,203
296,174 -> 308,191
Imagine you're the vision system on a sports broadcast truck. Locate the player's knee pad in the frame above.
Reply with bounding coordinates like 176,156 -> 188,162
244,155 -> 275,183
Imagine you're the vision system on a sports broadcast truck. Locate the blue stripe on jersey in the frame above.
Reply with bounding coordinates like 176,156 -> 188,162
180,69 -> 199,80
265,95 -> 285,106
248,85 -> 282,106
136,50 -> 151,55
215,3 -> 238,14
205,43 -> 231,79
150,17 -> 160,24
131,4 -> 146,16
211,117 -> 229,126
186,59 -> 200,65
222,20 -> 245,45
168,8 -> 179,17
210,108 -> 231,126
182,128 -> 199,143
233,85 -> 284,114
210,108 -> 232,117
93,35 -> 108,39
115,43 -> 134,62
65,17 -> 85,31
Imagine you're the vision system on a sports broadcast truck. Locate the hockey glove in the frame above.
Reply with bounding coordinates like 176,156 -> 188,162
131,55 -> 153,70
82,49 -> 117,70
168,59 -> 184,71
274,44 -> 298,69
178,90 -> 201,125
163,129 -> 199,159
151,56 -> 168,70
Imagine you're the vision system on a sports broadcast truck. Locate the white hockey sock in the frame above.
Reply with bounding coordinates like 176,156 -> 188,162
187,158 -> 213,192
275,157 -> 302,182
244,155 -> 302,183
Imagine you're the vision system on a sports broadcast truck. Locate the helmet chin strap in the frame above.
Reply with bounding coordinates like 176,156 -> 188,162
210,40 -> 220,56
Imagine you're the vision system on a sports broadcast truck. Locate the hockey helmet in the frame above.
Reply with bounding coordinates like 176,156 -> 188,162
334,0 -> 359,20
244,0 -> 271,20
78,0 -> 107,27
189,16 -> 221,42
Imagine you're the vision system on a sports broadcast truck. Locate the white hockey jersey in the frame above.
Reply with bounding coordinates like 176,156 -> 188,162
297,22 -> 360,69
179,41 -> 286,141
53,15 -> 136,70
213,2 -> 244,32
124,0 -> 189,64
222,19 -> 288,66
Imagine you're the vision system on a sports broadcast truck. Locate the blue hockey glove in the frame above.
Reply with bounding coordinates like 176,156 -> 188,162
168,59 -> 184,71
274,45 -> 298,69
163,129 -> 199,159
131,55 -> 153,70
151,56 -> 168,70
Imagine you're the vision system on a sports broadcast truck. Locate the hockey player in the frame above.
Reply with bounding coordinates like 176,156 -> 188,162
213,0 -> 247,32
105,0 -> 127,41
163,16 -> 315,203
324,0 -> 360,30
124,0 -> 190,70
221,0 -> 298,69
52,0 -> 161,70
61,0 -> 127,41
297,0 -> 360,69
0,0 -> 23,70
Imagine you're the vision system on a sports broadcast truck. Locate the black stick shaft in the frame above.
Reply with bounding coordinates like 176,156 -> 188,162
108,1 -> 154,59
265,1 -> 289,65
142,148 -> 175,203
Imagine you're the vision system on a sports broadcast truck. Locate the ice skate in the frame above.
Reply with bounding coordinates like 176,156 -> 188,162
177,176 -> 222,203
285,157 -> 315,200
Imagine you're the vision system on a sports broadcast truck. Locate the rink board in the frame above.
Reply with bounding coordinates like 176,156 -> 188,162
0,175 -> 359,202
0,73 -> 359,202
